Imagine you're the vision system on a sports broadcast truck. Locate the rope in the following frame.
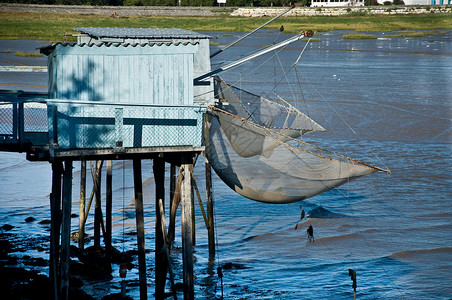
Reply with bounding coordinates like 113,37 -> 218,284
269,40 -> 398,296
122,160 -> 125,254
219,34 -> 296,91
209,29 -> 395,298
293,37 -> 311,68
211,106 -> 387,172
262,35 -> 312,100
213,181 -> 224,298
345,196 -> 407,299
194,34 -> 300,103
261,34 -> 390,173
297,68 -> 391,173
210,106 -> 387,202
120,160 -> 127,297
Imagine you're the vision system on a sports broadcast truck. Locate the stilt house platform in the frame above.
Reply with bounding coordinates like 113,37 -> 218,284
0,27 -> 216,300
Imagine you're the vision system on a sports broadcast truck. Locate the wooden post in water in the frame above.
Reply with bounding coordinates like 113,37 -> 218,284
181,154 -> 194,299
205,158 -> 215,260
133,158 -> 147,300
192,174 -> 208,238
168,167 -> 182,244
158,197 -> 177,299
93,160 -> 103,248
191,183 -> 196,246
50,160 -> 63,300
154,157 -> 168,298
60,160 -> 72,300
78,160 -> 86,250
105,160 -> 113,268
191,155 -> 199,246
170,163 -> 176,218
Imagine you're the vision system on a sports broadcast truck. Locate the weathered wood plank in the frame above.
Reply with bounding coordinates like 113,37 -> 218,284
154,157 -> 167,298
180,154 -> 194,299
133,159 -> 147,300
158,197 -> 177,300
78,160 -> 86,250
105,160 -> 112,268
60,160 -> 72,300
50,160 -> 62,300
93,160 -> 103,248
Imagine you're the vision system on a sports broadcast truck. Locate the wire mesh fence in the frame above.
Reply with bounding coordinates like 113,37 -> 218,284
0,101 -> 47,143
48,101 -> 206,150
1,98 -> 206,151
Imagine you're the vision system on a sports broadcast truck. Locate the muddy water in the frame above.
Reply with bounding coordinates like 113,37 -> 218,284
0,29 -> 451,299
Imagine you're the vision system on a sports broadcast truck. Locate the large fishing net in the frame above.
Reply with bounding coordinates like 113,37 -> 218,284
204,77 -> 386,204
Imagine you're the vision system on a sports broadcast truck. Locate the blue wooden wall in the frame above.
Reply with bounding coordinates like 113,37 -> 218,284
45,41 -> 206,150
48,43 -> 198,106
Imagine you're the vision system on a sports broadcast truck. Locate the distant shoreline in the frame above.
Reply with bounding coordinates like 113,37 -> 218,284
3,3 -> 230,17
1,4 -> 451,41
1,3 -> 451,17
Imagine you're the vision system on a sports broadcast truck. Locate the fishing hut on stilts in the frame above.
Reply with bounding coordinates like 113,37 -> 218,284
1,17 -> 390,299
0,28 -> 216,299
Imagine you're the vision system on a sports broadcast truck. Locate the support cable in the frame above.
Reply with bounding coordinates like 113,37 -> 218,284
299,69 -> 390,172
345,196 -> 407,299
213,186 -> 224,298
122,160 -> 125,253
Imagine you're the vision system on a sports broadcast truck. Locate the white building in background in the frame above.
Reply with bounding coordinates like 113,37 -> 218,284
312,0 -> 449,5
377,0 -> 450,3
311,0 -> 365,7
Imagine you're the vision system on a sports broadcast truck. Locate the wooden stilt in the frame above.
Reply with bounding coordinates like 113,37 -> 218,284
133,158 -> 147,300
83,185 -> 95,225
60,160 -> 72,300
169,155 -> 198,245
205,158 -> 215,260
168,163 -> 177,246
93,160 -> 103,248
180,154 -> 194,299
158,198 -> 177,300
153,157 -> 168,298
50,160 -> 63,300
191,155 -> 198,247
191,174 -> 208,230
82,179 -> 107,241
168,167 -> 182,244
106,160 -> 112,268
170,163 -> 176,218
78,160 -> 86,250
191,183 -> 196,246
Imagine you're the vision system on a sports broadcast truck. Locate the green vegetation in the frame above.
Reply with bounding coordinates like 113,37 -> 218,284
343,33 -> 377,39
0,11 -> 451,42
384,30 -> 446,37
14,51 -> 43,57
1,0 -> 298,6
304,38 -> 322,42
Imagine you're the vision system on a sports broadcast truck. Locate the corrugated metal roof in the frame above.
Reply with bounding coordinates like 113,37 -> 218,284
74,27 -> 210,39
39,41 -> 199,56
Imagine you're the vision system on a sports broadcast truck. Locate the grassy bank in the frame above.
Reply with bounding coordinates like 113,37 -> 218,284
0,11 -> 451,41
